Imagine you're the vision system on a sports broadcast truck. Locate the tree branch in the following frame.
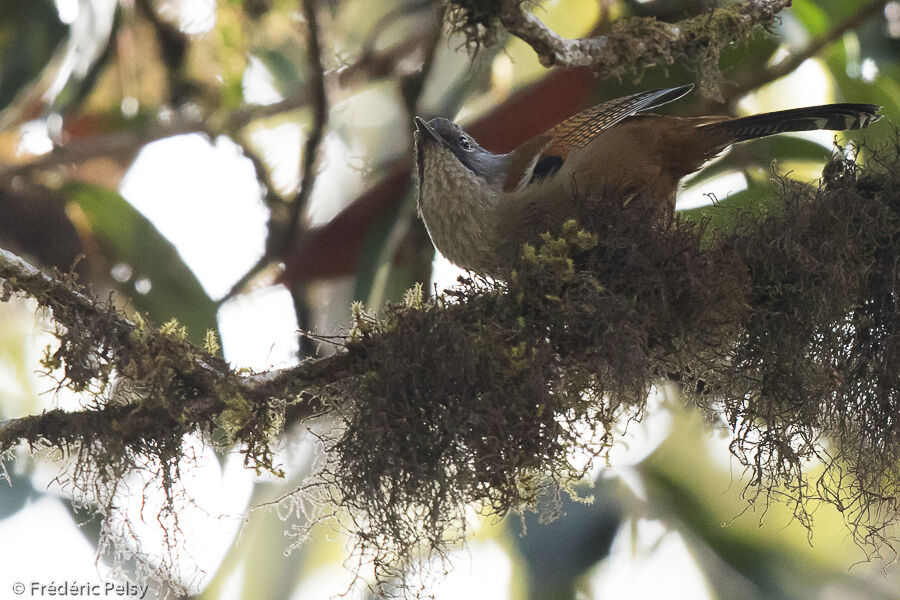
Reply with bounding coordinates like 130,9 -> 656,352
723,0 -> 888,105
0,246 -> 223,382
497,0 -> 793,70
281,0 -> 329,256
0,30 -> 436,186
0,246 -> 361,453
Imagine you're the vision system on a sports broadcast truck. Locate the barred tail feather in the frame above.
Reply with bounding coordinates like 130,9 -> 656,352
699,103 -> 881,143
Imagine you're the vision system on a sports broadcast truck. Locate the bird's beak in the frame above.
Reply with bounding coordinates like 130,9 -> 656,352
414,116 -> 441,144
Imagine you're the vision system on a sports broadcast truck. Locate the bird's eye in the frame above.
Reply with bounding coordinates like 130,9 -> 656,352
458,136 -> 472,151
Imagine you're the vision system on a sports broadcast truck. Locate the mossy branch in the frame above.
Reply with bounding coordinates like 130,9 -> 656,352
445,0 -> 791,93
0,246 -> 361,463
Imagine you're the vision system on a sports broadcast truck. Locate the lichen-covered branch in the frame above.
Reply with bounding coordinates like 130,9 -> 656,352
312,138 -> 900,589
0,246 -> 362,459
447,0 -> 791,83
0,247 -> 221,383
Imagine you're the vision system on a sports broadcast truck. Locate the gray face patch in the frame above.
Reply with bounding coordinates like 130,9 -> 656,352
418,117 -> 509,188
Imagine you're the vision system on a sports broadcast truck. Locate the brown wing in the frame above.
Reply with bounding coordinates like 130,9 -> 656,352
530,85 -> 694,183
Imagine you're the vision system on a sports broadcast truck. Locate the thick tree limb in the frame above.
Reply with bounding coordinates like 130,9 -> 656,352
497,0 -> 792,70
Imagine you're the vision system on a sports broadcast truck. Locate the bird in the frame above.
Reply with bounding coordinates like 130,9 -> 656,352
413,84 -> 881,276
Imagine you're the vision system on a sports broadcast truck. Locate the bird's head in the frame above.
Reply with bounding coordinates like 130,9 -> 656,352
414,116 -> 508,210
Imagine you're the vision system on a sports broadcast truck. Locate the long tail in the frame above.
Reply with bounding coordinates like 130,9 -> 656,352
699,103 -> 881,143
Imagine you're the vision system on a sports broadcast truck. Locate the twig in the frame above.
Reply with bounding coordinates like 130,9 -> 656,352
217,27 -> 438,304
497,0 -> 792,69
0,32 -> 435,186
216,25 -> 437,305
223,29 -> 436,132
723,0 -> 889,106
267,0 -> 331,362
134,0 -> 190,103
281,0 -> 329,256
215,140 -> 284,305
215,252 -> 275,307
0,122 -> 198,183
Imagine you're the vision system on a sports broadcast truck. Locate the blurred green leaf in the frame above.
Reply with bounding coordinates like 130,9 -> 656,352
641,462 -> 839,600
685,136 -> 833,191
256,49 -> 303,95
790,0 -> 829,37
638,404 -> 895,600
62,182 -> 218,347
808,0 -> 864,24
790,0 -> 858,37
824,43 -> 900,123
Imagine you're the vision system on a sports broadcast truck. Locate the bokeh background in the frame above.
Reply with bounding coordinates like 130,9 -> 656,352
1,0 -> 900,598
